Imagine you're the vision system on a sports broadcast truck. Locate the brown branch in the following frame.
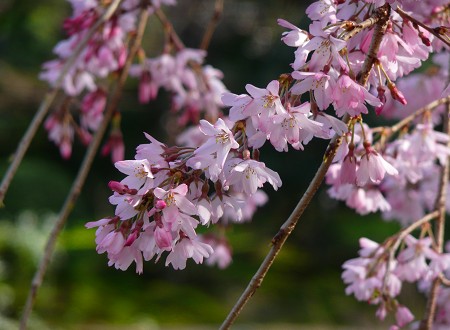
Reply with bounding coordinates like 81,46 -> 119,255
382,211 -> 439,294
155,8 -> 185,51
199,0 -> 224,50
19,7 -> 150,330
220,5 -> 391,329
395,6 -> 450,48
419,100 -> 450,330
342,14 -> 380,41
372,96 -> 450,137
0,0 -> 124,206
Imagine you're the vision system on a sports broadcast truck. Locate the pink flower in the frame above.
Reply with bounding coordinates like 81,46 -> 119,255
154,184 -> 197,215
396,236 -> 434,282
245,80 -> 286,115
356,145 -> 398,187
186,118 -> 239,181
395,305 -> 414,327
339,147 -> 357,185
277,19 -> 309,47
114,159 -> 154,190
165,238 -> 213,270
224,158 -> 282,195
291,71 -> 334,110
332,74 -> 382,117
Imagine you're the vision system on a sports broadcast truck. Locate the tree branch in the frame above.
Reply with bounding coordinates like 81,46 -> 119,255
395,6 -> 450,48
19,7 -> 150,330
220,5 -> 391,329
372,95 -> 450,137
0,0 -> 123,206
199,0 -> 224,50
382,211 -> 439,294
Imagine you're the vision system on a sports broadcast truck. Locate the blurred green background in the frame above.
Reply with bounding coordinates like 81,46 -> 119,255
0,0 -> 411,329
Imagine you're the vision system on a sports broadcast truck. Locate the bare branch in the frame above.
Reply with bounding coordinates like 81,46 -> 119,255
200,0 -> 224,50
155,8 -> 185,51
372,96 -> 450,137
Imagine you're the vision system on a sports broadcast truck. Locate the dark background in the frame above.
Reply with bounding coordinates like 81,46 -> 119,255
0,1 -> 409,328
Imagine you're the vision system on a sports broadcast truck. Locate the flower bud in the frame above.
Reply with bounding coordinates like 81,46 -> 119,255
155,200 -> 167,210
388,82 -> 407,105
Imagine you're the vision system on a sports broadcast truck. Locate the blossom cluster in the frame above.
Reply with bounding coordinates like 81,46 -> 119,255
343,236 -> 450,328
129,48 -> 228,126
41,0 -> 228,162
86,118 -> 282,272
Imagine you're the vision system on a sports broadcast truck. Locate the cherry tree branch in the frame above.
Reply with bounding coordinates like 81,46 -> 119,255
395,6 -> 450,48
0,0 -> 123,207
19,7 -> 150,330
220,5 -> 391,329
372,95 -> 450,137
382,211 -> 439,293
155,8 -> 185,51
199,0 -> 224,50
420,100 -> 450,330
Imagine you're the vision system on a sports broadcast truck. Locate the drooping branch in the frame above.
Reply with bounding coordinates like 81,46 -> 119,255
199,0 -> 224,50
382,211 -> 439,293
395,6 -> 450,48
371,95 -> 450,137
0,0 -> 123,206
419,99 -> 450,330
19,7 -> 150,330
220,5 -> 391,330
155,8 -> 185,51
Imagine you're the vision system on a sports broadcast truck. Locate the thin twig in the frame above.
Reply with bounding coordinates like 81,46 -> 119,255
389,96 -> 450,133
199,0 -> 224,50
395,6 -> 450,48
419,100 -> 450,330
19,7 -> 150,330
382,211 -> 439,294
220,5 -> 391,329
155,8 -> 185,51
371,96 -> 450,136
342,14 -> 381,42
0,0 -> 123,206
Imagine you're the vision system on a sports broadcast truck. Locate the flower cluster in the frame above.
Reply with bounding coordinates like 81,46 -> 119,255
86,119 -> 281,272
343,236 -> 450,328
41,0 -> 176,160
129,48 -> 228,126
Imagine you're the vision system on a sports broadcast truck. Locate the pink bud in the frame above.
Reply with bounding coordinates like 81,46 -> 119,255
388,82 -> 407,105
108,181 -> 128,194
154,226 -> 172,251
155,200 -> 167,210
124,230 -> 139,247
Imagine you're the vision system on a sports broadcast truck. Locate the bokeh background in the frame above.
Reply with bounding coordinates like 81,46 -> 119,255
0,0 -> 414,329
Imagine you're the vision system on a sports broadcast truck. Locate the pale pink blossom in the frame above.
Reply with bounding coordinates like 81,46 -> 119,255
165,238 -> 213,270
356,146 -> 398,187
186,118 -> 239,181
